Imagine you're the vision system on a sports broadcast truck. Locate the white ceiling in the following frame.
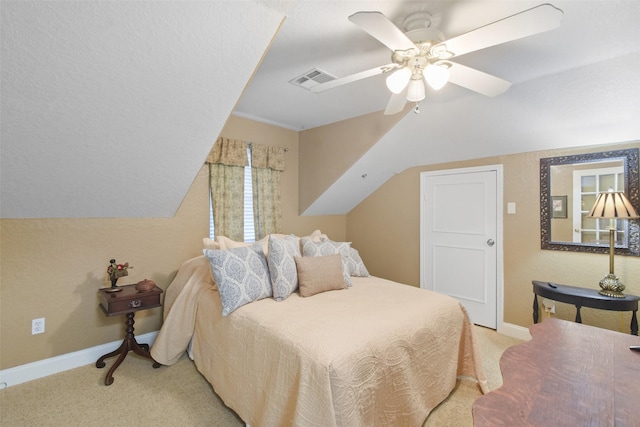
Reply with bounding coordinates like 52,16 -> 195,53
235,0 -> 640,131
235,0 -> 640,215
2,1 -> 639,218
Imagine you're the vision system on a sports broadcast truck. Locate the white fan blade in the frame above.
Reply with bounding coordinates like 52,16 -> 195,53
310,63 -> 398,93
349,11 -> 417,52
447,62 -> 512,97
384,86 -> 408,115
432,4 -> 563,58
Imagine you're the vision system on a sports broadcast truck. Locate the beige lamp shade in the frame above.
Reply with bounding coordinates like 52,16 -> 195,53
586,191 -> 638,298
587,191 -> 639,219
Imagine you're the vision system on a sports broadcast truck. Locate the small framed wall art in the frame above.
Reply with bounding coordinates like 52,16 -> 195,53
551,195 -> 567,219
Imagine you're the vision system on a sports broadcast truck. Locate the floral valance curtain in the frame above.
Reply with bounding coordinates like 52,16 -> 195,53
250,144 -> 285,171
206,137 -> 285,241
206,138 -> 248,167
251,144 -> 285,239
206,138 -> 248,241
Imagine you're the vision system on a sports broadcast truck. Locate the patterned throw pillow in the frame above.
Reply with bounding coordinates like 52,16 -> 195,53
203,243 -> 272,316
347,247 -> 370,277
300,238 -> 352,286
268,235 -> 301,301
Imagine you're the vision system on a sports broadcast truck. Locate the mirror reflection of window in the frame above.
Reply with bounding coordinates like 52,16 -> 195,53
541,147 -> 638,256
573,165 -> 624,245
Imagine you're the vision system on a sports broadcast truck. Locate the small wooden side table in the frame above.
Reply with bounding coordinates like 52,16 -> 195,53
96,284 -> 163,385
532,280 -> 639,335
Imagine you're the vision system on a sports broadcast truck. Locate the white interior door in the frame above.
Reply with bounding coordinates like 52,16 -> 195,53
420,167 -> 500,328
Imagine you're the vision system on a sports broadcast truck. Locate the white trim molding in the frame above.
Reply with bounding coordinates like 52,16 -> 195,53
498,322 -> 532,341
0,331 -> 158,389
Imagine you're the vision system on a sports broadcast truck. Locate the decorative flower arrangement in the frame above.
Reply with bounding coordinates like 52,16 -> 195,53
107,259 -> 132,288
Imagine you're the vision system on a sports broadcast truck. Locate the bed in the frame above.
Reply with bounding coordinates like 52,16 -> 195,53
150,237 -> 488,427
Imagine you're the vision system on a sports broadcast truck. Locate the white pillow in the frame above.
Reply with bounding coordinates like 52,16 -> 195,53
203,243 -> 272,316
267,235 -> 301,301
300,238 -> 352,286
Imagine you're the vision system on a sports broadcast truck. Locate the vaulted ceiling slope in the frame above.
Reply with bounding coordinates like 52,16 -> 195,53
234,0 -> 640,215
2,1 -> 639,219
303,52 -> 640,215
1,1 -> 291,218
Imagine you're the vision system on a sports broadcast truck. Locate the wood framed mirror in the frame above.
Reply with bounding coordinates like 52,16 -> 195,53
540,147 -> 639,255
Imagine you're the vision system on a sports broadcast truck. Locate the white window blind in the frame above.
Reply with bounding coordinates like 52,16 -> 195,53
210,147 -> 255,242
243,158 -> 255,242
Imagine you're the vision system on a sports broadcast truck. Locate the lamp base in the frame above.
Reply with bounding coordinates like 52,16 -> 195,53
598,273 -> 626,298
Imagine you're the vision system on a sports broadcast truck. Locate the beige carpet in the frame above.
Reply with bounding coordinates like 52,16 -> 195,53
0,326 -> 522,427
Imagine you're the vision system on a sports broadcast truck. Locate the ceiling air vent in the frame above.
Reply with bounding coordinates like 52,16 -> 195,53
289,68 -> 336,90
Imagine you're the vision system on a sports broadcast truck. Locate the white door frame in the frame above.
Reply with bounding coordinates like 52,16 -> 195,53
420,164 -> 504,332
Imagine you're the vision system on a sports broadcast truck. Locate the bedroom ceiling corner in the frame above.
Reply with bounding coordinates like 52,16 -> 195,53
0,0 -> 291,218
234,0 -> 640,216
2,1 -> 639,219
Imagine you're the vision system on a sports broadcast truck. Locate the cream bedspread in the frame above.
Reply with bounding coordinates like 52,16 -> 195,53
151,256 -> 488,427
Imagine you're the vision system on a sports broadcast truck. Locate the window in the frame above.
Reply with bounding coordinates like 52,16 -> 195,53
208,138 -> 283,241
210,147 -> 255,242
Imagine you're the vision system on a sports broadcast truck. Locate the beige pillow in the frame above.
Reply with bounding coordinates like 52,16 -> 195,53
203,238 -> 221,250
300,238 -> 352,286
201,239 -> 221,287
216,235 -> 270,256
294,254 -> 346,297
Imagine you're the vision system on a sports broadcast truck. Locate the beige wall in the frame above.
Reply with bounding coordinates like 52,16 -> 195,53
347,141 -> 640,334
1,111 -> 636,371
0,116 -> 345,370
0,170 -> 210,370
298,106 -> 411,213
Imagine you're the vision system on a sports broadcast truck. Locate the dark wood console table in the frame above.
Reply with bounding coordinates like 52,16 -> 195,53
96,284 -> 163,385
473,318 -> 640,426
532,280 -> 639,335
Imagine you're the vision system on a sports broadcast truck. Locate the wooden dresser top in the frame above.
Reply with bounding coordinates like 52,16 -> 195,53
473,318 -> 640,426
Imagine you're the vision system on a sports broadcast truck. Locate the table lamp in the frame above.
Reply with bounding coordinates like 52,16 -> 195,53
587,191 -> 639,298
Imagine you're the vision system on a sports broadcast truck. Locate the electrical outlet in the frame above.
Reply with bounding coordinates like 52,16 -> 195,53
542,298 -> 556,314
32,318 -> 45,335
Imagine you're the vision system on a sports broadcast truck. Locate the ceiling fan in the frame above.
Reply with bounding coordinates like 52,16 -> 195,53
311,3 -> 563,115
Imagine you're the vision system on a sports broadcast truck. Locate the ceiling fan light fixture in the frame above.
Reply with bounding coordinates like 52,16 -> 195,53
430,44 -> 454,59
406,78 -> 426,102
424,63 -> 450,90
403,12 -> 432,32
386,68 -> 411,94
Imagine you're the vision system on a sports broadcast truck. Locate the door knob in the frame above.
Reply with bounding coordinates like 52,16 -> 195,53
487,239 -> 495,246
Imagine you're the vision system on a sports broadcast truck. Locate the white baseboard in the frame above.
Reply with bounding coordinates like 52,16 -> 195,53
0,331 -> 158,389
498,321 -> 532,341
0,324 -> 529,389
